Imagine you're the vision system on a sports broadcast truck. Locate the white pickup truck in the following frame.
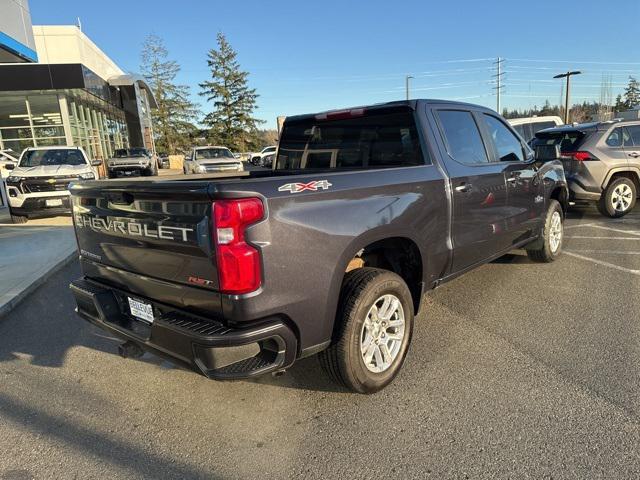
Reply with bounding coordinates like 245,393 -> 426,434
183,146 -> 244,174
4,146 -> 100,223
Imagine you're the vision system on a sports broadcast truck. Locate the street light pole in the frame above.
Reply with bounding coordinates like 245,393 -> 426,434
405,75 -> 414,101
553,70 -> 582,124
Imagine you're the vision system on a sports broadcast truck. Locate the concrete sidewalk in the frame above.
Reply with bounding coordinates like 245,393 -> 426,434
0,211 -> 76,317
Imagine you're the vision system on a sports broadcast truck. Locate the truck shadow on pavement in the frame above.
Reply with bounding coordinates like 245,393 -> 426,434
0,261 -> 116,368
0,259 -> 351,393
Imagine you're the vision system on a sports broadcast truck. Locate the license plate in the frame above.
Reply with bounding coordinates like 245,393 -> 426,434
128,297 -> 154,323
45,198 -> 63,207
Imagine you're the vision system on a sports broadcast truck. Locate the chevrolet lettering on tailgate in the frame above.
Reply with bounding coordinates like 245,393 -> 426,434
74,214 -> 193,242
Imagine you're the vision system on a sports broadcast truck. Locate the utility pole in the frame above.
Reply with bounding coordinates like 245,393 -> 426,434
554,70 -> 582,124
493,57 -> 505,113
405,75 -> 414,101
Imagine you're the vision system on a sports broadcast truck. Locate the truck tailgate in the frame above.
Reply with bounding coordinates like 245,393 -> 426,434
70,179 -> 219,290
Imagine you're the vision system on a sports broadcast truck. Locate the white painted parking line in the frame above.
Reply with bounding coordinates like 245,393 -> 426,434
565,236 -> 640,240
586,225 -> 640,237
569,250 -> 640,255
564,251 -> 640,275
565,223 -> 594,230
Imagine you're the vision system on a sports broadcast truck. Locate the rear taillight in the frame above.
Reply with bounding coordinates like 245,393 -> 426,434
213,198 -> 264,294
565,151 -> 597,161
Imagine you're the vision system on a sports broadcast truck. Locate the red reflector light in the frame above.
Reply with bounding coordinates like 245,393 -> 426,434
213,198 -> 264,294
565,151 -> 592,161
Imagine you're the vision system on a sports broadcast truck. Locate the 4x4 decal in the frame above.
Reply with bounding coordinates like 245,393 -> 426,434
278,180 -> 333,193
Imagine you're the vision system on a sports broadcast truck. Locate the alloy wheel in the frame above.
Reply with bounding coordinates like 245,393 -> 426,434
549,211 -> 563,253
611,183 -> 633,212
360,294 -> 405,373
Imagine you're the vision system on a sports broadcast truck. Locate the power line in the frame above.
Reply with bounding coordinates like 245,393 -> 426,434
508,58 -> 640,66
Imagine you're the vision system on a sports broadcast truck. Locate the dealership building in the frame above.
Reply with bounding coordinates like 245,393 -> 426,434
0,6 -> 156,160
0,1 -> 157,212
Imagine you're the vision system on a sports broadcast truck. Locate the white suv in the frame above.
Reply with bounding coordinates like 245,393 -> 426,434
5,146 -> 100,223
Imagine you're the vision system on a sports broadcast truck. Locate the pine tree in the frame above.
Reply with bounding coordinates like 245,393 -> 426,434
623,76 -> 640,109
199,33 -> 263,152
614,94 -> 626,112
141,35 -> 198,154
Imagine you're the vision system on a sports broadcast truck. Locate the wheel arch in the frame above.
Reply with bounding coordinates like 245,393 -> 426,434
328,232 -> 425,326
549,184 -> 569,214
602,167 -> 640,191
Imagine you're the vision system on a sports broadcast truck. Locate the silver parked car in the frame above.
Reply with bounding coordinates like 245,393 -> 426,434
183,146 -> 244,174
532,120 -> 640,217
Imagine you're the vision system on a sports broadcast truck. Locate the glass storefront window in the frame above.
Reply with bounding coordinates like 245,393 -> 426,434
28,94 -> 63,128
0,96 -> 29,128
32,126 -> 66,138
0,90 -> 131,159
2,127 -> 33,139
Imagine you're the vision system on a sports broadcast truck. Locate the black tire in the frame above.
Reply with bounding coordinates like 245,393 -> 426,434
10,212 -> 27,224
526,199 -> 563,263
597,177 -> 636,218
319,267 -> 414,394
107,170 -> 114,179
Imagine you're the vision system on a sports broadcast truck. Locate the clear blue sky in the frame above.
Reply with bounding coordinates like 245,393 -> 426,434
32,0 -> 640,127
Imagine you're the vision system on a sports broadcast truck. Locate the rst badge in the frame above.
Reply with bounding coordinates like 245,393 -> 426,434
278,180 -> 332,194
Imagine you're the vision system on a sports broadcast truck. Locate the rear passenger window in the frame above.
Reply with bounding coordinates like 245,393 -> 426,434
607,127 -> 634,147
437,110 -> 488,164
275,110 -> 426,170
606,128 -> 623,147
483,114 -> 525,162
625,126 -> 640,146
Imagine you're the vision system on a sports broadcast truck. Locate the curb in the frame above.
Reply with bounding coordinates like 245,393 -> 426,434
0,250 -> 77,319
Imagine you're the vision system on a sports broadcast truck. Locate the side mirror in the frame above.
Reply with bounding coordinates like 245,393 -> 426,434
534,144 -> 561,162
91,159 -> 102,166
4,163 -> 15,170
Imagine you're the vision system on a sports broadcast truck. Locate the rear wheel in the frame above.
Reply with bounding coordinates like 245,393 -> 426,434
319,268 -> 414,394
597,177 -> 636,218
527,199 -> 563,262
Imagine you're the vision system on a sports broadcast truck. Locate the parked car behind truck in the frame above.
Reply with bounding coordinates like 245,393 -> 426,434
5,146 -> 100,223
69,100 -> 568,393
107,148 -> 158,178
532,119 -> 640,217
508,115 -> 563,142
183,146 -> 243,174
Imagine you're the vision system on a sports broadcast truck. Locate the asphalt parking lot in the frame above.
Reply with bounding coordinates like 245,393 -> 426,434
1,205 -> 639,479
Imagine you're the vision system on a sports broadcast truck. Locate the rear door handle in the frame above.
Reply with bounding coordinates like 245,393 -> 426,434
506,176 -> 517,183
628,152 -> 639,158
455,183 -> 472,193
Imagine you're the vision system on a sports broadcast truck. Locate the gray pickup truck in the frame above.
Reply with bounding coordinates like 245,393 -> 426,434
69,100 -> 568,393
107,148 -> 158,178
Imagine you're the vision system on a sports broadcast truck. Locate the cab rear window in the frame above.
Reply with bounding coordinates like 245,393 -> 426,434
275,109 -> 427,170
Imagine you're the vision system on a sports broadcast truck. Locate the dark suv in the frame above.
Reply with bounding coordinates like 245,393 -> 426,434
533,120 -> 640,217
